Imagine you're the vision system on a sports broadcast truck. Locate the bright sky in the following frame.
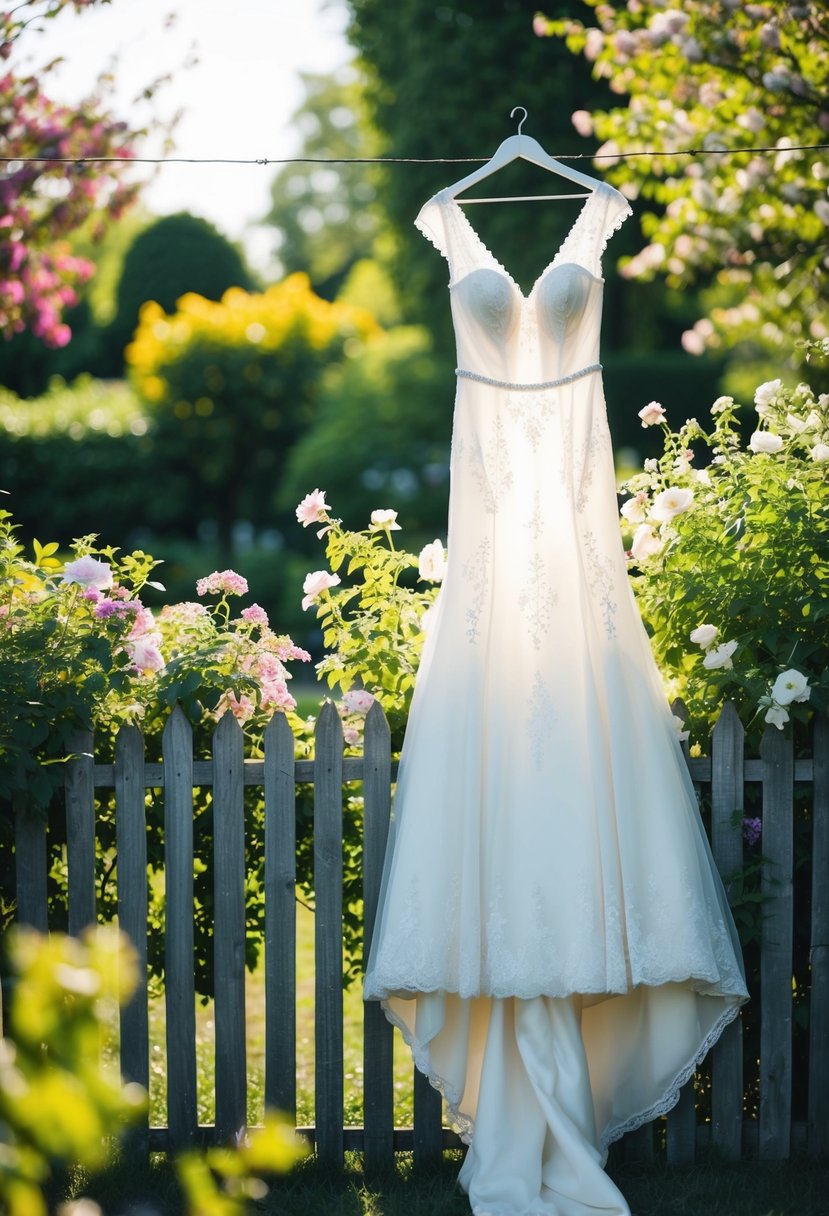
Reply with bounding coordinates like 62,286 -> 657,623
19,0 -> 352,266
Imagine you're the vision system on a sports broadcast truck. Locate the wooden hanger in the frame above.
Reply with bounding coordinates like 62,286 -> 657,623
446,107 -> 603,204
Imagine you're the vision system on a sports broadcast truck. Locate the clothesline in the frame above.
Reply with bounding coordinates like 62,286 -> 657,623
2,141 -> 829,165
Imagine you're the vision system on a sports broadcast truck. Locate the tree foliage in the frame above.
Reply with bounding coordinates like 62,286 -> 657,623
538,1 -> 829,363
262,68 -> 386,299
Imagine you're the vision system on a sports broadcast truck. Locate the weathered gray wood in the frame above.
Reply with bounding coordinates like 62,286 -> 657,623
162,707 -> 198,1147
65,728 -> 96,935
710,701 -> 745,1160
213,711 -> 247,1142
666,1081 -> 697,1165
264,712 -> 297,1119
115,725 -> 149,1152
314,701 -> 344,1166
809,713 -> 829,1156
759,724 -> 794,1159
361,701 -> 394,1170
14,792 -> 48,932
413,1067 -> 443,1166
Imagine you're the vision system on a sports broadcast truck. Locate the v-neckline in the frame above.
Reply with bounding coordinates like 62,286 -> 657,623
441,183 -> 605,300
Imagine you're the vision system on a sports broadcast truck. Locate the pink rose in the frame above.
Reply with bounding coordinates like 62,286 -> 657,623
301,569 -> 341,610
241,604 -> 269,627
295,488 -> 330,528
128,634 -> 165,673
343,689 -> 375,714
638,401 -> 667,428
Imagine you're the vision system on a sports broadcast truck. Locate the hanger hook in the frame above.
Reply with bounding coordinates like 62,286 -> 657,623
510,106 -> 528,136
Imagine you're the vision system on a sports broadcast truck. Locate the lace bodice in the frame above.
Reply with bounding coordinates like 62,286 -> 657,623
415,182 -> 632,383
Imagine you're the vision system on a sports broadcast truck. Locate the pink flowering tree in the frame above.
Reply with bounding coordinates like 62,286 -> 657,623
536,1 -> 829,362
0,1 -> 155,347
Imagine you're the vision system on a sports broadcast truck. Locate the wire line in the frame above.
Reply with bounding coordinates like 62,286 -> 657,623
1,142 -> 829,166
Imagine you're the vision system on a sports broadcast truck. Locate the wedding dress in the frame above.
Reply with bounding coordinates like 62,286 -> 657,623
363,179 -> 748,1216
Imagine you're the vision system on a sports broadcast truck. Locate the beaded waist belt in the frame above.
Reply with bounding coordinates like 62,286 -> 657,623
455,362 -> 602,392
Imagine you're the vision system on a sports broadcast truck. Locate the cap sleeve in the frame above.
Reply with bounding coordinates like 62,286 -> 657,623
414,194 -> 453,281
596,185 -> 633,268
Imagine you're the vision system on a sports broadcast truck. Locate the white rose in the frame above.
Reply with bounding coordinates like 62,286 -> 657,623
770,668 -> 811,706
643,458 -> 659,473
418,539 -> 447,582
690,624 -> 718,649
749,431 -> 784,454
703,640 -> 738,670
764,704 -> 790,730
649,486 -> 694,521
631,523 -> 663,561
810,442 -> 829,462
754,379 -> 783,411
369,509 -> 401,533
620,492 -> 649,524
695,468 -> 712,486
711,395 -> 734,414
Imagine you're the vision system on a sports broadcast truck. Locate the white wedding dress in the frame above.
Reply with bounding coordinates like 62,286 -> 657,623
363,181 -> 748,1216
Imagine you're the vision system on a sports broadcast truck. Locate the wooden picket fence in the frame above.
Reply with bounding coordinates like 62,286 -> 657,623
11,700 -> 829,1167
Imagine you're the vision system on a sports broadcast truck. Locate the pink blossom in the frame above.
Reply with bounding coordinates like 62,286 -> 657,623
241,603 -> 269,627
638,401 -> 667,428
343,724 -> 360,746
571,110 -> 594,138
260,680 -> 297,713
128,634 -> 165,673
196,569 -> 249,597
61,555 -> 113,590
301,569 -> 341,610
532,15 -> 548,36
128,604 -> 155,639
343,688 -> 375,714
217,691 -> 255,724
295,488 -> 330,528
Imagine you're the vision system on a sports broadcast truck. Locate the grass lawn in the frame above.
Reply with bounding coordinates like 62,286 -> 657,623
145,902 -> 415,1130
70,1151 -> 829,1216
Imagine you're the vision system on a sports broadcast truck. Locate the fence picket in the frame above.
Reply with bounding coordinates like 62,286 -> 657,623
162,707 -> 198,1147
667,697 -> 698,1166
213,711 -> 247,1142
809,712 -> 829,1156
758,725 -> 794,1159
65,728 -> 96,936
264,712 -> 297,1121
314,701 -> 344,1166
115,725 -> 149,1152
413,1067 -> 443,1165
709,701 -> 745,1160
13,791 -> 48,932
362,701 -> 394,1170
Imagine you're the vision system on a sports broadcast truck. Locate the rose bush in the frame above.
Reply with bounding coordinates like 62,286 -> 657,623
620,351 -> 829,743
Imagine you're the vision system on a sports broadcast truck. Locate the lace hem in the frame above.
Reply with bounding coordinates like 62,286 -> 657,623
379,996 -> 476,1144
366,966 -> 748,1004
375,987 -> 747,1158
414,206 -> 451,277
598,994 -> 745,1159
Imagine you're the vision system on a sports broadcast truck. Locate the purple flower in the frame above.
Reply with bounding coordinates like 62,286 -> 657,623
742,817 -> 762,847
